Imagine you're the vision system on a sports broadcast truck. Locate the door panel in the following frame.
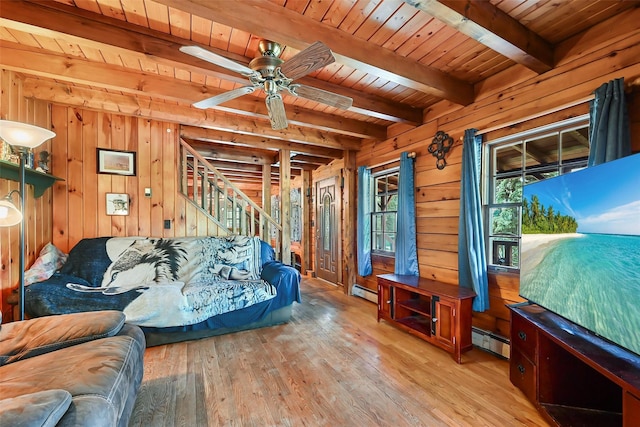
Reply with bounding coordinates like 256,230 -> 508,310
316,177 -> 339,283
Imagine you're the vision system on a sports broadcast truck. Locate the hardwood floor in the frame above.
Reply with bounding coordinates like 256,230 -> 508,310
129,278 -> 548,426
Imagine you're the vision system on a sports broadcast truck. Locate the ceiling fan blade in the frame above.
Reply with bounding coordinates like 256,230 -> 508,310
193,86 -> 256,109
180,45 -> 257,77
279,41 -> 335,80
265,94 -> 288,130
289,84 -> 353,110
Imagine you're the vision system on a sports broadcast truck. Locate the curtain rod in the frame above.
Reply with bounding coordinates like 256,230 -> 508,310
367,152 -> 416,170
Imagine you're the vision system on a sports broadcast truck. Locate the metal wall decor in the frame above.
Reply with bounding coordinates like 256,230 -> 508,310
428,131 -> 454,170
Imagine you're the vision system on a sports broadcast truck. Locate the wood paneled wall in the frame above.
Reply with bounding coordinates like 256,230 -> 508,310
0,70 -> 53,321
49,105 -> 223,254
355,13 -> 640,338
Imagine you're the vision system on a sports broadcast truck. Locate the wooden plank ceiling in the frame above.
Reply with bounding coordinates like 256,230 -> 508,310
0,0 -> 635,183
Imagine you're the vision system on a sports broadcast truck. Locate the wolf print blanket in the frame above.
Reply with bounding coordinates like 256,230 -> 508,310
63,236 -> 277,327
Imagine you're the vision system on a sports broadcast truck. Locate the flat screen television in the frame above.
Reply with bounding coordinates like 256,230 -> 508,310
520,152 -> 640,356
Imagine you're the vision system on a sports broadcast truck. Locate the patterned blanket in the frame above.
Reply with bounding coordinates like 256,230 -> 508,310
64,236 -> 277,327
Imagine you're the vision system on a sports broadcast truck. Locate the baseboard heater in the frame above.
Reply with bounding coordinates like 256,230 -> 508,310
472,327 -> 510,359
351,284 -> 378,304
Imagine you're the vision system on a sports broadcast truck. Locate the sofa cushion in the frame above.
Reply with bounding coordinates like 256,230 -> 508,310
0,311 -> 125,365
0,328 -> 145,427
58,237 -> 113,285
0,389 -> 72,427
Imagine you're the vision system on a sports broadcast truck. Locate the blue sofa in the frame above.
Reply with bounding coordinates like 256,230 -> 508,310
0,310 -> 145,427
25,236 -> 301,346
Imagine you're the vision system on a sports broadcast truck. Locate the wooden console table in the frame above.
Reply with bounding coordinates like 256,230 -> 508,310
377,274 -> 476,364
509,304 -> 640,427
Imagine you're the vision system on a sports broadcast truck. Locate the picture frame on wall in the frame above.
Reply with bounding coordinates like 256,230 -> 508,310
97,148 -> 136,176
106,193 -> 130,216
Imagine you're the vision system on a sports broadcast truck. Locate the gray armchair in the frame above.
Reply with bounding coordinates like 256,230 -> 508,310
0,311 -> 145,426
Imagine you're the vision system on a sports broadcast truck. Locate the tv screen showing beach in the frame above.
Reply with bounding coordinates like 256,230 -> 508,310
520,153 -> 640,356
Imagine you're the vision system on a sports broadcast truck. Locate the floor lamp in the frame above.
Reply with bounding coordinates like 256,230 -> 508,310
0,120 -> 56,321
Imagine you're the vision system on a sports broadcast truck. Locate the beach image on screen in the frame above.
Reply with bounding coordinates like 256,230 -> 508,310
520,153 -> 640,356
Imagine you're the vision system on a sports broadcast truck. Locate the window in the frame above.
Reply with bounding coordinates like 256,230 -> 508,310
484,116 -> 590,270
371,169 -> 399,255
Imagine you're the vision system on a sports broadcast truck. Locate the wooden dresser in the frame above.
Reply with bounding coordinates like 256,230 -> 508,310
376,274 -> 476,363
509,304 -> 640,427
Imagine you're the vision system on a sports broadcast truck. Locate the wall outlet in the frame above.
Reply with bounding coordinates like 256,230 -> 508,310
164,219 -> 171,229
144,187 -> 152,197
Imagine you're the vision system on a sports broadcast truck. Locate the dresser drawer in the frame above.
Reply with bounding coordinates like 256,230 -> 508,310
510,348 -> 536,403
511,311 -> 538,361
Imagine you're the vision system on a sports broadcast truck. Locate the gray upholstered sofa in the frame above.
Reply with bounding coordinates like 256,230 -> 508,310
0,310 -> 145,426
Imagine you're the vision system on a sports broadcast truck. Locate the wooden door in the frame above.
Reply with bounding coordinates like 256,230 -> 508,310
435,299 -> 456,350
316,177 -> 340,283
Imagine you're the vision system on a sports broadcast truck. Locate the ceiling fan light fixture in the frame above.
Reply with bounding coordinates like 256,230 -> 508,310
181,40 -> 353,130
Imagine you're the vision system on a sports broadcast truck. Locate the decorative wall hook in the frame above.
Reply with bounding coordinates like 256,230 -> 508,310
428,131 -> 454,170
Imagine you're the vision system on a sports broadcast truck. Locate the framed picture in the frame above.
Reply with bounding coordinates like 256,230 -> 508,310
97,148 -> 136,176
106,193 -> 130,216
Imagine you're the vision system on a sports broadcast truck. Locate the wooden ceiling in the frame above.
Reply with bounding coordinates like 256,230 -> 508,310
0,0 -> 636,183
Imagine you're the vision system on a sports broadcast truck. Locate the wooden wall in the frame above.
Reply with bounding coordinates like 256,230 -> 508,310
355,11 -> 640,338
0,70 -> 53,322
0,90 -> 225,319
49,105 -> 224,254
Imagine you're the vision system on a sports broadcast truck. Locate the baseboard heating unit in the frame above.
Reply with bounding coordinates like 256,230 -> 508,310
351,284 -> 378,304
472,327 -> 510,359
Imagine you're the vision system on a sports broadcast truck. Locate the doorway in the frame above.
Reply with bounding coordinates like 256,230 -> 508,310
315,176 -> 340,284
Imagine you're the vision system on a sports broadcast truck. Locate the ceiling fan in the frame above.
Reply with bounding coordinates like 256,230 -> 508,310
180,40 -> 353,130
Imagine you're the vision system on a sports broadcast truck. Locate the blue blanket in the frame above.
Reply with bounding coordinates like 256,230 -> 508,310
25,236 -> 298,328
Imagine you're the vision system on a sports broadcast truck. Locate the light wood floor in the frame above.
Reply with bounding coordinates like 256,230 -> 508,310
129,277 -> 548,426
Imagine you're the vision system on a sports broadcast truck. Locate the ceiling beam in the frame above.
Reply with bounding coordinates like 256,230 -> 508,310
290,155 -> 333,165
185,139 -> 277,165
404,0 -> 553,74
1,0 -> 418,124
153,0 -> 474,105
180,126 -> 345,159
20,77 -> 361,151
0,41 -> 385,140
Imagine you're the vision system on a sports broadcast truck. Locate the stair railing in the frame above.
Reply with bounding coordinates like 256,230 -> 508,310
179,140 -> 282,260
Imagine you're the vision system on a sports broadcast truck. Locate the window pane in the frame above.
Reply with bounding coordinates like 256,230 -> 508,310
387,194 -> 398,210
387,173 -> 399,192
495,143 -> 522,173
490,237 -> 519,267
384,213 -> 397,232
373,232 -> 384,251
494,176 -> 522,203
372,214 -> 382,231
524,170 -> 558,186
561,127 -> 590,163
525,134 -> 558,169
384,233 -> 396,252
489,207 -> 519,236
323,195 -> 331,251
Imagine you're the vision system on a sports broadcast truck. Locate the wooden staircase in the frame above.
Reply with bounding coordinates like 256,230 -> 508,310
179,140 -> 284,261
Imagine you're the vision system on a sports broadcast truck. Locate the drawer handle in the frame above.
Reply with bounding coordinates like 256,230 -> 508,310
386,300 -> 391,304
517,364 -> 526,374
518,331 -> 527,341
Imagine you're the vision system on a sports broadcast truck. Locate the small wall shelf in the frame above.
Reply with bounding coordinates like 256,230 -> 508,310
0,160 -> 63,198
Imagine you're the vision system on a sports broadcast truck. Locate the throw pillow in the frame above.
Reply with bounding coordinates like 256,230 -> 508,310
58,237 -> 113,286
24,242 -> 68,285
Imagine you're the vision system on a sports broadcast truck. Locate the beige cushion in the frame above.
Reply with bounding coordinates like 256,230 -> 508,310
0,310 -> 125,365
0,389 -> 72,427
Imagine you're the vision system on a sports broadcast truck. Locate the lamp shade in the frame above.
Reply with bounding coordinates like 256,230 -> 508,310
0,195 -> 22,226
0,120 -> 56,149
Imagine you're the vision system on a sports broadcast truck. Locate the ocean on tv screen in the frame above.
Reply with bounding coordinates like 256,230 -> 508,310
520,153 -> 640,356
